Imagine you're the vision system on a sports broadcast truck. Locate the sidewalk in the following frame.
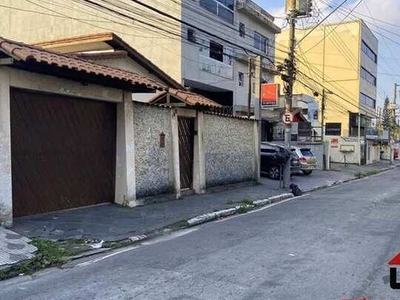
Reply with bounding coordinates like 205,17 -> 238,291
0,228 -> 37,269
331,160 -> 400,176
13,168 -> 355,242
10,160 -> 400,244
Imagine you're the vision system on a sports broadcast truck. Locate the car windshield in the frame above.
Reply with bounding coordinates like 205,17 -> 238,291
300,148 -> 314,157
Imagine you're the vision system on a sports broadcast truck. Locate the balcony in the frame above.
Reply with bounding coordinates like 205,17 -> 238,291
199,55 -> 233,79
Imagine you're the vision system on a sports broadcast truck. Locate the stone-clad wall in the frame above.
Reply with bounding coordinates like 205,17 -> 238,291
203,114 -> 256,187
133,103 -> 173,198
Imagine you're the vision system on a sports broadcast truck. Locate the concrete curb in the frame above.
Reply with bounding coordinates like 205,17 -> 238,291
303,164 -> 399,193
187,192 -> 294,227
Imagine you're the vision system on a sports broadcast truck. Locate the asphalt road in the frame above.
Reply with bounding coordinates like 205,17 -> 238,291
2,169 -> 400,300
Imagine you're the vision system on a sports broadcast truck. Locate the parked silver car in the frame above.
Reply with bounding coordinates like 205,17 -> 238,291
291,146 -> 317,175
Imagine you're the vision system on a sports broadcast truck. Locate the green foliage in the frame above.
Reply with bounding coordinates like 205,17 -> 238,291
240,198 -> 254,206
0,238 -> 92,281
382,96 -> 395,130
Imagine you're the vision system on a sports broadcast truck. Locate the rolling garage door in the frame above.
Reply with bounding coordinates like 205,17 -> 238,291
10,88 -> 117,217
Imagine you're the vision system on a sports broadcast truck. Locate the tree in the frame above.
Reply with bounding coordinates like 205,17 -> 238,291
382,96 -> 394,130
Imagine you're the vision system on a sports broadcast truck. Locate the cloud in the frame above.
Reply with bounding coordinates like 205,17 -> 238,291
353,0 -> 400,26
258,0 -> 400,31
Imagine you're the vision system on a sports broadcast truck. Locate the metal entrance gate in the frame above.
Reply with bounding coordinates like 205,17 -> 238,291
178,117 -> 195,190
10,89 -> 116,217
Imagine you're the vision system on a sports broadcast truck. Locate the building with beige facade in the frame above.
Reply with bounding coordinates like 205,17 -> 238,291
275,19 -> 378,138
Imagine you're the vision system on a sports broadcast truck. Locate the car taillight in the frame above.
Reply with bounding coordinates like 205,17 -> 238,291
300,157 -> 307,162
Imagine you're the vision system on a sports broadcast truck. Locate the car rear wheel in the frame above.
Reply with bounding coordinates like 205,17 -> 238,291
302,170 -> 312,175
269,166 -> 281,180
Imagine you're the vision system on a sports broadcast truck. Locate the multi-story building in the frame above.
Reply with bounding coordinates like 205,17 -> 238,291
0,0 -> 280,113
275,19 -> 378,137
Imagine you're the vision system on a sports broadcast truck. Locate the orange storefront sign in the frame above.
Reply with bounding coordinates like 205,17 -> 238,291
261,83 -> 279,107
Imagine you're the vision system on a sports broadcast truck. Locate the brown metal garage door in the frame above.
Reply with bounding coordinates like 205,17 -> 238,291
10,88 -> 116,217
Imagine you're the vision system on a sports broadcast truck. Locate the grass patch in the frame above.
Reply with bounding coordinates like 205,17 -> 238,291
355,170 -> 379,179
103,239 -> 133,249
240,198 -> 254,206
236,205 -> 254,214
0,238 -> 93,281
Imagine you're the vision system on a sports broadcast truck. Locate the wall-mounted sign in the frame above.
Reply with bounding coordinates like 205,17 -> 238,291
331,138 -> 339,149
261,83 -> 279,108
340,145 -> 355,153
298,122 -> 312,142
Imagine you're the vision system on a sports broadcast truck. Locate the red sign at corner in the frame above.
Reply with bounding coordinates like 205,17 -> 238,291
261,83 -> 279,108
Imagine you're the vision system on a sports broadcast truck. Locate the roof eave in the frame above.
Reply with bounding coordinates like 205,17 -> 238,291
10,60 -> 160,93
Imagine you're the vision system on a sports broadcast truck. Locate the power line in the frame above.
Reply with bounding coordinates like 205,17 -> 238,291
124,0 -> 275,63
296,0 -> 349,46
302,0 -> 363,56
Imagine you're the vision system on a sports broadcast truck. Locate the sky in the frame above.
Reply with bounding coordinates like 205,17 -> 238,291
253,0 -> 400,109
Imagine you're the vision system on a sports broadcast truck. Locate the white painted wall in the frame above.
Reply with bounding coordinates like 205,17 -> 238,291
0,68 -> 12,227
327,136 -> 360,164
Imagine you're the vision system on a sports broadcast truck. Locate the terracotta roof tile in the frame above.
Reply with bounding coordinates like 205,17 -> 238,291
33,32 -> 183,89
167,88 -> 222,108
0,37 -> 165,91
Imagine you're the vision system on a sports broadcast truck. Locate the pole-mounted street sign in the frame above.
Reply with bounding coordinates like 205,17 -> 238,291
282,112 -> 293,125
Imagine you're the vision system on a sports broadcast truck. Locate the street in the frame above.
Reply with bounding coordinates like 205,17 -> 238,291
1,169 -> 400,299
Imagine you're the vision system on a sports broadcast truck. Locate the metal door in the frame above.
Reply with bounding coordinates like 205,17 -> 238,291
10,89 -> 116,217
178,117 -> 195,189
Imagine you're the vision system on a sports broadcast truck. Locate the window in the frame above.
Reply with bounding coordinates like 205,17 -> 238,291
360,93 -> 376,109
254,32 -> 268,54
361,40 -> 377,63
187,28 -> 196,43
238,72 -> 244,87
239,22 -> 245,38
300,149 -> 314,157
200,0 -> 234,24
360,67 -> 376,86
326,123 -> 342,136
209,40 -> 223,62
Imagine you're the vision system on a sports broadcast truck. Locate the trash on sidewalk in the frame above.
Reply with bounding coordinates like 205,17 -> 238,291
90,240 -> 104,249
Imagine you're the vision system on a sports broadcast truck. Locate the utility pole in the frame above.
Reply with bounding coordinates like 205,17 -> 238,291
282,12 -> 297,187
281,0 -> 312,187
247,58 -> 253,118
390,83 -> 399,164
320,89 -> 332,170
358,111 -> 362,165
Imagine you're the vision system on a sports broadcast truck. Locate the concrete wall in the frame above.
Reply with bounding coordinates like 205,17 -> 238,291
327,136 -> 360,164
90,57 -> 165,84
366,143 -> 380,164
203,114 -> 256,187
381,145 -> 391,160
132,102 -> 174,198
0,69 -> 12,227
181,0 -> 237,93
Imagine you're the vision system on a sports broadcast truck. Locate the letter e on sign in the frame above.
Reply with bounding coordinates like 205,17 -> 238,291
282,112 -> 293,125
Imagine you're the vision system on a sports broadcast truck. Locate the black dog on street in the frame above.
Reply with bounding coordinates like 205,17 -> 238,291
290,183 -> 303,196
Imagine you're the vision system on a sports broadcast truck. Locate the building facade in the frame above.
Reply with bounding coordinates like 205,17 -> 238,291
0,0 -> 280,114
275,19 -> 378,138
